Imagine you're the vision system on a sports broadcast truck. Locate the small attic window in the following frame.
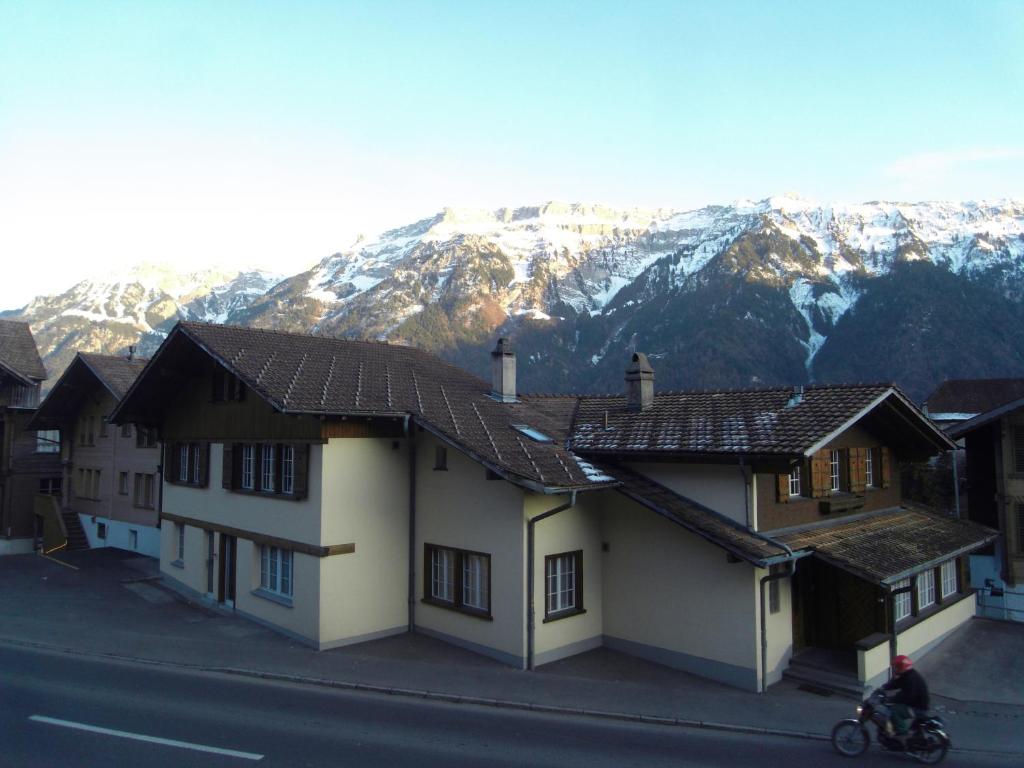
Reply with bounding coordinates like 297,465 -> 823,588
513,424 -> 552,443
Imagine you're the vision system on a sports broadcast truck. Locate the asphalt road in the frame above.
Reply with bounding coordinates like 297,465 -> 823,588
1,643 -> 1017,768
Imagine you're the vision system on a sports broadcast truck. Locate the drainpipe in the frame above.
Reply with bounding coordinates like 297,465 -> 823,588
405,416 -> 416,632
951,447 -> 961,520
526,491 -> 577,670
887,577 -> 914,666
759,551 -> 795,694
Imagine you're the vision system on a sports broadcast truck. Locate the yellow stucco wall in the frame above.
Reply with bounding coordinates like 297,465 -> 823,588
628,462 -> 750,526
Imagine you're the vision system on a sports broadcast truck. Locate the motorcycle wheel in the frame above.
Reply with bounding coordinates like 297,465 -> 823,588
908,730 -> 949,765
831,720 -> 869,757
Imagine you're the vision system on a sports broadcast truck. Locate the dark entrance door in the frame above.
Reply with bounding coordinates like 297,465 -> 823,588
792,556 -> 883,652
218,533 -> 237,607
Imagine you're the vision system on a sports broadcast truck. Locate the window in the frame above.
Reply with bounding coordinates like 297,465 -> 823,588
129,529 -> 138,550
940,560 -> 957,599
434,446 -> 447,470
788,465 -> 801,497
136,426 -> 158,449
178,444 -> 190,483
213,369 -> 247,402
174,523 -> 185,562
424,544 -> 491,616
172,443 -> 205,485
121,423 -> 132,439
133,473 -> 155,509
100,416 -> 109,438
241,445 -> 256,490
865,448 -> 874,487
893,578 -> 912,623
260,545 -> 293,598
118,471 -> 129,495
261,444 -> 276,492
281,445 -> 295,495
38,477 -> 62,495
36,430 -> 59,454
917,570 -> 936,611
545,551 -> 582,619
829,449 -> 841,492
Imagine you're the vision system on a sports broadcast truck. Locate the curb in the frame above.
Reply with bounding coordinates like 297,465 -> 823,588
3,635 -> 1022,758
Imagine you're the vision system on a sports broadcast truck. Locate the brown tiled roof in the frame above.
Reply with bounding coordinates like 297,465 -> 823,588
925,378 -> 1024,416
608,462 -> 792,566
773,506 -> 997,585
171,322 -> 613,492
80,353 -> 149,400
0,319 -> 47,384
571,384 -> 909,456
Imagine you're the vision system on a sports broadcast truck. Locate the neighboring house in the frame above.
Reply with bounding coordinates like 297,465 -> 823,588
926,378 -> 1024,623
28,352 -> 159,556
0,320 -> 62,555
112,322 -> 996,693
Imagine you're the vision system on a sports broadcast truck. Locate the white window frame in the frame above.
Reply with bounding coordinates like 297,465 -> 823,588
281,445 -> 295,495
241,444 -> 255,490
940,560 -> 957,598
191,443 -> 201,483
917,570 -> 936,610
260,545 -> 293,598
175,523 -> 185,562
788,465 -> 801,497
829,449 -> 841,492
865,448 -> 874,487
179,444 -> 190,483
430,547 -> 455,603
893,578 -> 911,622
462,553 -> 489,611
36,429 -> 60,454
546,551 -> 580,617
261,445 -> 276,493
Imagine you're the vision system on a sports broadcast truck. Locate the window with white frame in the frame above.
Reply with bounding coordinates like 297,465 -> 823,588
829,449 -> 841,492
118,471 -> 129,495
133,473 -> 155,509
788,465 -> 801,497
865,448 -> 875,487
940,560 -> 957,598
241,445 -> 256,490
175,523 -> 185,562
281,445 -> 295,495
546,551 -> 582,618
917,569 -> 936,610
36,429 -> 60,454
424,544 -> 490,615
259,545 -> 293,598
178,444 -> 190,482
261,444 -> 276,492
893,578 -> 911,622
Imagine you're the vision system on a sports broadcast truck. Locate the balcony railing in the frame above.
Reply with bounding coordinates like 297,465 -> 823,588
2,384 -> 41,409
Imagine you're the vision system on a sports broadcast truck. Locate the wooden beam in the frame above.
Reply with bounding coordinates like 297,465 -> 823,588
160,512 -> 355,558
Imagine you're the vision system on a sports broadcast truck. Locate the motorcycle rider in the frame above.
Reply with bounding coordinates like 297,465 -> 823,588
882,654 -> 930,742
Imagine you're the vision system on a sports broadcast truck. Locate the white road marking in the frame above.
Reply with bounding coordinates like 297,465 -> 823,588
29,715 -> 264,761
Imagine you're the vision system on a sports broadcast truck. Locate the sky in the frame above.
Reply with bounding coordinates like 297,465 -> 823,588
1,0 -> 1022,309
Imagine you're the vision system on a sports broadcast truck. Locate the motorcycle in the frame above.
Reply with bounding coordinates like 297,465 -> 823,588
831,688 -> 950,764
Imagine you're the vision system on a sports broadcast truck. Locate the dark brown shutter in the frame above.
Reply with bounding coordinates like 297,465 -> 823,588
810,449 -> 829,498
777,473 -> 790,503
165,443 -> 176,485
199,442 -> 210,487
222,443 -> 234,489
293,444 -> 309,500
849,447 -> 866,493
880,446 -> 892,488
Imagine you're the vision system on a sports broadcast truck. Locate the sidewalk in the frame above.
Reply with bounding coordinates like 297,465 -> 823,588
3,549 -> 1023,756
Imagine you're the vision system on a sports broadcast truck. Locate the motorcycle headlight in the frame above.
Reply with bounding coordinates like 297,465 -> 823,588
856,706 -> 863,716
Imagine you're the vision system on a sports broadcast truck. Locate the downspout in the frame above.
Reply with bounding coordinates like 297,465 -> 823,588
526,490 -> 577,670
951,446 -> 961,520
759,547 -> 795,694
405,415 -> 416,632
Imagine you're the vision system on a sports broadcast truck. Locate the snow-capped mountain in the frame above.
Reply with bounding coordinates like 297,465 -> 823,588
7,196 -> 1024,400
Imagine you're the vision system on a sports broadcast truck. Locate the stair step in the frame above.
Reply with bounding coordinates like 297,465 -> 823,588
783,664 -> 869,700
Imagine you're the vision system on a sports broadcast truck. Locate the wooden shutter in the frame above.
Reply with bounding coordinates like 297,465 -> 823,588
166,443 -> 179,485
199,442 -> 210,487
222,443 -> 234,489
849,447 -> 866,493
810,449 -> 829,498
880,446 -> 892,488
293,444 -> 309,500
776,473 -> 790,503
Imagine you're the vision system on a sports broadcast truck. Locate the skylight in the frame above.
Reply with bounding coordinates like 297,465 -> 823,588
512,424 -> 552,443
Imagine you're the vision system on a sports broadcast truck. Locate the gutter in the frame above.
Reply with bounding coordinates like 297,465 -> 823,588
526,491 -> 577,670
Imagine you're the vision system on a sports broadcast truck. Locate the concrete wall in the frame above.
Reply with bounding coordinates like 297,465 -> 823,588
628,462 -> 749,525
529,491 -> 604,666
601,492 -> 760,690
79,513 -> 160,557
894,594 -> 977,678
413,431 -> 527,667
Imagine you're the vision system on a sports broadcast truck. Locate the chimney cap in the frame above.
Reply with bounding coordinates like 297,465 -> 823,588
626,352 -> 654,375
492,337 -> 514,356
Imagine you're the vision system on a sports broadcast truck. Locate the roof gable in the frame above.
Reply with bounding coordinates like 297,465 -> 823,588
925,378 -> 1024,417
29,353 -> 148,430
0,320 -> 47,385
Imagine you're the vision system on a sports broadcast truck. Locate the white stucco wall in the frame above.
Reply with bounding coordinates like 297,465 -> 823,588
628,462 -> 749,525
529,491 -> 604,666
413,432 -> 527,667
757,564 -> 794,688
79,513 -> 160,557
601,493 -> 760,690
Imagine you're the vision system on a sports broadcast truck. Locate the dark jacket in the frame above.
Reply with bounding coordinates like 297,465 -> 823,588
883,668 -> 930,710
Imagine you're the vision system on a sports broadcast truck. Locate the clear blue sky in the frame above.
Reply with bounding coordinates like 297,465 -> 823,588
1,0 -> 1022,308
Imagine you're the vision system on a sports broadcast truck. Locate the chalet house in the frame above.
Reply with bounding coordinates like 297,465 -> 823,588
926,378 -> 1024,623
28,352 -> 159,556
113,322 -> 995,692
0,320 -> 62,555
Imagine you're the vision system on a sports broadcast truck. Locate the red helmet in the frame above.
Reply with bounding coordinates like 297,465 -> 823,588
892,655 -> 913,674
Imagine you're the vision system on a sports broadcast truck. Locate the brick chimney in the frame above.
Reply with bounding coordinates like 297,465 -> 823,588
491,338 -> 516,403
625,352 -> 654,412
